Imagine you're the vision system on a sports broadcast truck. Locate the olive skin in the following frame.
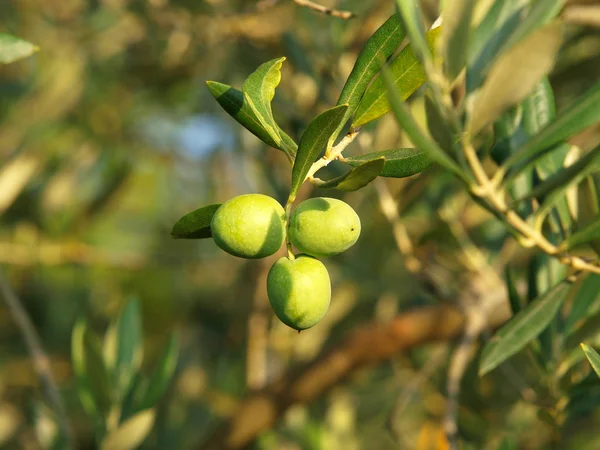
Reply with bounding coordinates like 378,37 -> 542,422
210,194 -> 286,259
267,254 -> 331,330
289,197 -> 361,257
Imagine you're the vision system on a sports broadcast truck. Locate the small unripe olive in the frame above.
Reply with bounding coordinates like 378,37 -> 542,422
267,254 -> 331,330
211,194 -> 286,259
289,197 -> 361,257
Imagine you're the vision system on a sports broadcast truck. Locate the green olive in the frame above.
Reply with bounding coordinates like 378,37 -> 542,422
289,197 -> 361,257
267,254 -> 331,330
210,194 -> 286,259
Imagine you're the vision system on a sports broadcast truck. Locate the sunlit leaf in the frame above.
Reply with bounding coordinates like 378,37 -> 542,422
479,280 -> 570,376
171,204 -> 221,239
330,14 -> 406,145
0,33 -> 38,64
99,409 -> 155,450
581,344 -> 600,379
289,105 -> 348,202
320,158 -> 384,191
395,0 -> 431,68
353,27 -> 441,128
441,0 -> 475,81
345,148 -> 432,178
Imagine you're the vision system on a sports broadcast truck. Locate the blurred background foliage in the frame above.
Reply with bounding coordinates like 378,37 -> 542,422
1,0 -> 600,449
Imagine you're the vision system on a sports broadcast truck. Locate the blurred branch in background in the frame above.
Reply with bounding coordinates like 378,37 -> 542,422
258,0 -> 356,19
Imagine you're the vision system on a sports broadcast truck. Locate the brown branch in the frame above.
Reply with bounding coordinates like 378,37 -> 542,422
201,305 -> 479,450
293,0 -> 355,19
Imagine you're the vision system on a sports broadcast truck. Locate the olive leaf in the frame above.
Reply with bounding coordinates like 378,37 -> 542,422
330,13 -> 406,146
440,0 -> 475,81
171,203 -> 221,239
0,33 -> 39,64
468,23 -> 563,135
289,105 -> 348,202
319,158 -> 385,191
581,344 -> 600,379
99,409 -> 156,450
345,148 -> 431,178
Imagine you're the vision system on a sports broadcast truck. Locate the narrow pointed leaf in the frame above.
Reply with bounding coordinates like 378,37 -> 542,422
561,217 -> 600,252
330,14 -> 406,145
577,176 -> 600,256
99,409 -> 155,450
206,82 -> 297,156
441,0 -> 475,81
395,0 -> 431,68
468,23 -> 563,135
564,274 -> 600,335
522,78 -> 556,136
479,280 -> 570,376
320,158 -> 385,191
345,148 -> 432,178
505,266 -> 523,315
581,344 -> 600,379
381,67 -> 467,181
504,81 -> 600,170
289,105 -> 348,201
0,34 -> 39,64
171,203 -> 221,239
353,27 -> 441,127
425,94 -> 455,153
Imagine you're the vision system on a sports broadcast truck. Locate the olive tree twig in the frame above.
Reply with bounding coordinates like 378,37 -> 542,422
0,269 -> 74,448
257,0 -> 355,19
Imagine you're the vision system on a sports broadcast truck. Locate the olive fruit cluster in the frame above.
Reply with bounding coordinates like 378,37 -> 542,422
210,194 -> 361,330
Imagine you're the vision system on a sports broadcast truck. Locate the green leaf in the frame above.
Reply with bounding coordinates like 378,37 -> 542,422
581,344 -> 600,379
99,409 -> 155,450
353,27 -> 441,128
289,105 -> 348,202
561,217 -> 600,252
479,280 -> 570,376
424,93 -> 455,153
0,34 -> 39,64
345,148 -> 432,178
395,0 -> 431,69
206,81 -> 297,156
104,298 -> 144,398
468,23 -> 563,135
171,203 -> 221,239
330,14 -> 406,145
320,158 -> 385,191
504,0 -> 565,50
522,78 -> 556,136
136,333 -> 180,411
505,266 -> 523,316
72,320 -> 112,420
504,81 -> 600,170
441,0 -> 475,81
576,176 -> 600,256
564,274 -> 600,335
381,67 -> 467,182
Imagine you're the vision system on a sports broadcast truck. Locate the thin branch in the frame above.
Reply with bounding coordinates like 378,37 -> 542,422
293,0 -> 355,19
0,269 -> 74,448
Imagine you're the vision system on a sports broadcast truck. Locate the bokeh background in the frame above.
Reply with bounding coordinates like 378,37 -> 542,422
1,0 -> 600,449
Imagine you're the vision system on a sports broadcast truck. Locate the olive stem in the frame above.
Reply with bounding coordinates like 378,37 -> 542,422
305,128 -> 360,183
284,202 -> 295,260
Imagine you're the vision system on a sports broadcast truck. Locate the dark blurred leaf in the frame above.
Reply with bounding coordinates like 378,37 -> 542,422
468,23 -> 563,134
206,81 -> 297,156
564,274 -> 600,335
0,33 -> 38,64
289,105 -> 348,201
561,217 -> 600,252
352,27 -> 441,128
104,298 -> 144,398
505,266 -> 523,315
171,204 -> 221,239
136,333 -> 180,411
345,148 -> 432,178
441,0 -> 475,81
504,81 -> 600,170
577,176 -> 600,256
425,93 -> 455,153
99,409 -> 155,450
330,14 -> 406,144
505,0 -> 565,50
72,320 -> 112,421
581,344 -> 600,379
522,78 -> 556,136
479,280 -> 570,376
394,0 -> 431,67
320,157 -> 385,191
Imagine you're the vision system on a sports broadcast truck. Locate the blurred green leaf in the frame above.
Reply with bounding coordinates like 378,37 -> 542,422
320,157 -> 385,191
136,333 -> 180,411
505,266 -> 523,316
479,280 -> 570,376
0,33 -> 38,64
104,298 -> 144,398
424,93 -> 455,153
381,67 -> 466,181
289,105 -> 348,201
345,148 -> 432,178
394,0 -> 431,68
561,217 -> 600,252
206,81 -> 297,156
171,204 -> 221,239
504,0 -> 565,50
72,320 -> 112,420
468,23 -> 563,135
441,0 -> 475,81
564,274 -> 600,335
581,344 -> 600,379
504,81 -> 600,170
522,78 -> 556,136
330,14 -> 406,145
99,409 -> 155,450
577,176 -> 600,256
353,27 -> 441,128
